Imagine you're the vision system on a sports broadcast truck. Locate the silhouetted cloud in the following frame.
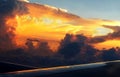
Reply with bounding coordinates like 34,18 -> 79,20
0,33 -> 120,68
25,39 -> 53,56
89,36 -> 106,43
58,34 -> 87,59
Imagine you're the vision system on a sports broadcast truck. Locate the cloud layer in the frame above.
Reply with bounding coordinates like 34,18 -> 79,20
1,0 -> 120,51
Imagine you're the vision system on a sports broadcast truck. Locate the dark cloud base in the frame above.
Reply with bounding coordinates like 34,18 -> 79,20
0,34 -> 120,68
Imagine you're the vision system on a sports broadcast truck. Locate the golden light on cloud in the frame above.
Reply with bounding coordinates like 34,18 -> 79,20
4,2 -> 120,50
14,15 -> 84,46
19,0 -> 29,2
94,40 -> 120,50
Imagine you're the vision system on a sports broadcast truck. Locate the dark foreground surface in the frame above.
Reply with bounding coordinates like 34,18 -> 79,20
0,61 -> 37,73
0,60 -> 120,77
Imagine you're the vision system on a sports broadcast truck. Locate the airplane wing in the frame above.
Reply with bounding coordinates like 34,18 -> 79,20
0,61 -> 37,73
0,60 -> 120,77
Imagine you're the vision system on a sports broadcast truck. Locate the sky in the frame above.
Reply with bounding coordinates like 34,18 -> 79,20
29,0 -> 120,21
1,0 -> 120,51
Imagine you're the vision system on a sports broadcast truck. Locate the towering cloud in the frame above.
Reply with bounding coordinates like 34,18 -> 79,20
0,0 -> 28,51
1,0 -> 120,51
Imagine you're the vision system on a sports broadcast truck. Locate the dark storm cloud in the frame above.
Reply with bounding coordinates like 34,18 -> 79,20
0,0 -> 28,15
58,34 -> 87,59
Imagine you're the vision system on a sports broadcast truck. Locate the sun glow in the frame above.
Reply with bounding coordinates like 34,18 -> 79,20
93,27 -> 113,37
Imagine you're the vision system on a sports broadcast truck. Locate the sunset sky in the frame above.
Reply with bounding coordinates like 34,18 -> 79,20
29,0 -> 120,20
1,0 -> 120,69
13,0 -> 120,50
1,0 -> 120,51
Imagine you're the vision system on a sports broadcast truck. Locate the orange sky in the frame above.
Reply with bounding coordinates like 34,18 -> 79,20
6,2 -> 120,50
93,40 -> 120,50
